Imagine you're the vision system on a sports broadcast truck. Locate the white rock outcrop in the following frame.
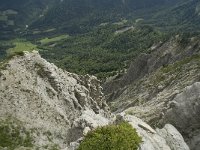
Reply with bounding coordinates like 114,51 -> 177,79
104,37 -> 200,149
0,51 -> 110,149
160,82 -> 200,150
0,51 -> 190,150
156,124 -> 190,150
117,113 -> 189,150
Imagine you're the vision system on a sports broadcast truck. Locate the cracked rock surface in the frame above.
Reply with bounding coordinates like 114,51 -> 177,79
104,37 -> 200,149
0,51 -> 190,150
0,51 -> 110,149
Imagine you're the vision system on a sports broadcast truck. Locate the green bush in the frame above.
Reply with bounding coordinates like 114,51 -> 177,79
5,51 -> 25,61
78,122 -> 142,150
0,118 -> 33,150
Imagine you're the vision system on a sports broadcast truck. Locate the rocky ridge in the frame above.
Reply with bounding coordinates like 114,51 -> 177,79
0,51 -> 110,149
0,51 -> 190,150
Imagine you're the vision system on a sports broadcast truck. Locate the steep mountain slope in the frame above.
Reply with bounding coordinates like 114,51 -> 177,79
0,51 -> 110,149
0,1 -> 200,150
38,25 -> 167,79
1,0 -> 199,79
0,0 -> 57,40
0,0 -> 190,35
0,51 -> 190,150
150,0 -> 200,31
104,35 -> 200,149
30,0 -> 188,33
1,0 -> 199,78
0,0 -> 57,26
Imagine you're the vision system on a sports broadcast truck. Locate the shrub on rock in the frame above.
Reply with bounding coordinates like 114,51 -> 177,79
78,122 -> 142,150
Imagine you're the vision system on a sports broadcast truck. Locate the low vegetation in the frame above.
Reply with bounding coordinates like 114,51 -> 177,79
0,117 -> 33,150
7,39 -> 36,56
78,122 -> 142,150
40,35 -> 69,45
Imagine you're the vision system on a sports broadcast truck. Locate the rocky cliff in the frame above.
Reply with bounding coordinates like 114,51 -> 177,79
0,51 -> 190,150
104,36 -> 200,149
0,51 -> 110,149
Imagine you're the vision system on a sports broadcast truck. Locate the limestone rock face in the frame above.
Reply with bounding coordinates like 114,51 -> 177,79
104,37 -> 200,149
156,124 -> 190,150
103,36 -> 200,100
118,113 -> 189,150
68,113 -> 190,150
122,82 -> 200,150
0,51 -> 110,149
0,51 -> 190,150
159,82 -> 200,150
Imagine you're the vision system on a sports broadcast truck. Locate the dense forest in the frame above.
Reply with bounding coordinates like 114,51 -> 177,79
0,0 -> 199,80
